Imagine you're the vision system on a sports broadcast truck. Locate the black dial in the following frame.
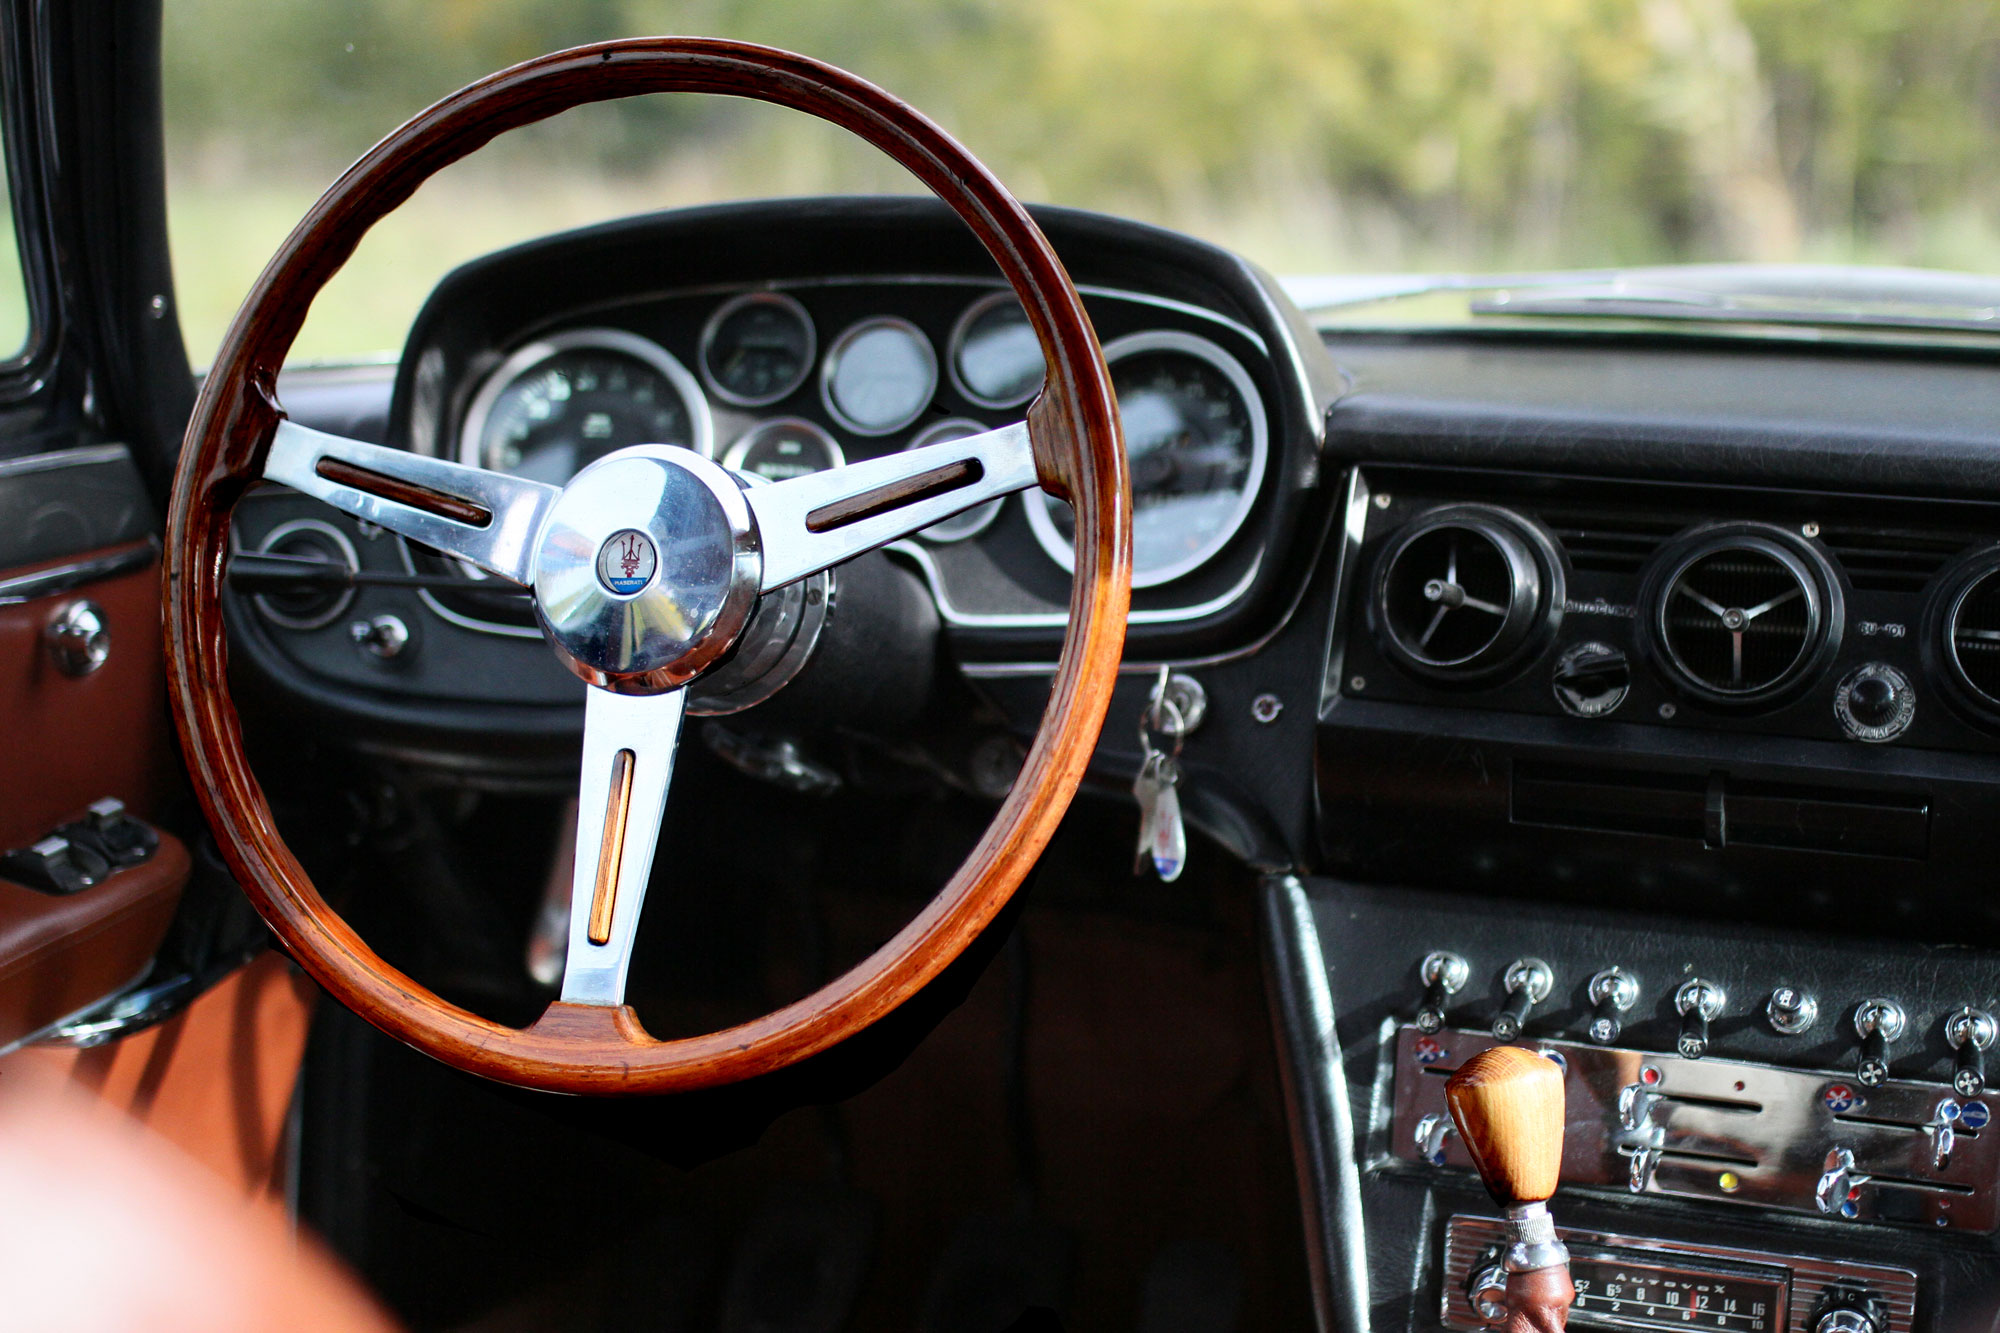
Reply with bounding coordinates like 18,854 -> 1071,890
700,292 -> 815,406
463,332 -> 707,484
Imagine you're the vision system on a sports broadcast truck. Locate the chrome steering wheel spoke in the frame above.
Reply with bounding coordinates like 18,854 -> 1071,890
745,419 -> 1037,590
263,420 -> 559,584
557,685 -> 688,1007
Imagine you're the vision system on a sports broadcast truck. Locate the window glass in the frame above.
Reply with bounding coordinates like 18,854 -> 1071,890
164,1 -> 2000,365
0,128 -> 30,360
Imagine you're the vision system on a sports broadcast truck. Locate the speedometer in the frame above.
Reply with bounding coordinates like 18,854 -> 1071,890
1025,330 -> 1267,587
459,329 -> 712,483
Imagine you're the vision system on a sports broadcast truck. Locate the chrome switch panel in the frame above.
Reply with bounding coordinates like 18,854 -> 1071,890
1389,1024 -> 2000,1231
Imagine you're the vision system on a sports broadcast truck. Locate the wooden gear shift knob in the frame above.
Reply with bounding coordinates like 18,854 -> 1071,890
1445,1046 -> 1574,1333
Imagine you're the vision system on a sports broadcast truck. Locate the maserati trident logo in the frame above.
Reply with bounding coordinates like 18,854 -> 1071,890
596,529 -> 658,596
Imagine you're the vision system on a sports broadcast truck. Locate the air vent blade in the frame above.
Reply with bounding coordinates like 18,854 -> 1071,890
1540,510 -> 1681,576
1818,527 -> 1963,593
1642,525 -> 1838,708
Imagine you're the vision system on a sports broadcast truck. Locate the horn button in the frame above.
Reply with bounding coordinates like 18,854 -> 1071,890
531,446 -> 763,694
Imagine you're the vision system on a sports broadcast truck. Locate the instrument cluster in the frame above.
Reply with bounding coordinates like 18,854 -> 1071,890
442,281 -> 1272,622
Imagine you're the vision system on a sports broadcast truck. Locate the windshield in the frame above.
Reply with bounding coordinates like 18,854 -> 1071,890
163,1 -> 2000,364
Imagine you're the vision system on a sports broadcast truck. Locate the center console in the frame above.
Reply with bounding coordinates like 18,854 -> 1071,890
1262,876 -> 2000,1333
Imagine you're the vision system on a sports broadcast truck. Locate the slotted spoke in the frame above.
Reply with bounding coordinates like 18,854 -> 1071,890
263,420 -> 559,584
557,687 -> 687,1007
745,420 -> 1037,590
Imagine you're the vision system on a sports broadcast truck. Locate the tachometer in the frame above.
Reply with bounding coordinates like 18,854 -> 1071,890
699,291 -> 815,406
821,316 -> 937,435
1025,330 -> 1266,587
459,329 -> 711,483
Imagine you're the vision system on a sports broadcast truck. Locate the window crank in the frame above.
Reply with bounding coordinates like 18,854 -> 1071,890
1415,951 -> 1470,1035
1491,958 -> 1553,1041
1852,998 -> 1906,1088
1945,1006 -> 1997,1097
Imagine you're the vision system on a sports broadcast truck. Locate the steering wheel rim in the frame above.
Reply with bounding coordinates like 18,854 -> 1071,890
162,38 -> 1132,1095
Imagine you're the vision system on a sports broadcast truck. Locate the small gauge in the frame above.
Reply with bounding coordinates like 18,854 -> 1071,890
1025,329 -> 1267,588
949,292 -> 1044,408
906,419 -> 1004,542
700,291 -> 815,406
822,316 -> 937,435
460,329 -> 711,483
724,417 -> 845,482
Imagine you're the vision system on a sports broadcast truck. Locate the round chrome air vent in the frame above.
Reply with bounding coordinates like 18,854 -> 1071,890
1370,504 -> 1564,683
1640,524 -> 1841,708
1928,549 -> 2000,724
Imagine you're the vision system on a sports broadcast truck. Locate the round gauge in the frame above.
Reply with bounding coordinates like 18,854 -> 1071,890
459,329 -> 711,484
724,417 -> 845,482
1024,330 -> 1267,588
821,316 -> 937,435
949,291 -> 1044,409
906,419 -> 1004,542
699,291 -> 816,406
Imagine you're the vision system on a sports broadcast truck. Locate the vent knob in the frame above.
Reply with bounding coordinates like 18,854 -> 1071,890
1371,505 -> 1564,684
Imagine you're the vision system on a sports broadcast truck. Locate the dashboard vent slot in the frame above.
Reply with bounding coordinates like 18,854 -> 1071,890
1541,511 -> 1680,575
1818,527 -> 1963,593
1657,544 -> 1816,697
1946,563 -> 2000,707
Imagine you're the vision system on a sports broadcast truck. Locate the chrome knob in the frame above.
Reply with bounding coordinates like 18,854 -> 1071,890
1815,1146 -> 1869,1219
1674,978 -> 1726,1058
1617,1081 -> 1658,1132
1467,1262 -> 1509,1324
1586,966 -> 1639,1044
350,613 -> 412,660
1413,1112 -> 1456,1166
1946,1006 -> 1997,1097
44,600 -> 109,677
1812,1294 -> 1887,1333
1766,986 -> 1819,1036
1415,950 -> 1470,1035
1620,1141 -> 1662,1193
1853,998 -> 1907,1087
1492,958 -> 1553,1041
1927,1097 -> 1961,1170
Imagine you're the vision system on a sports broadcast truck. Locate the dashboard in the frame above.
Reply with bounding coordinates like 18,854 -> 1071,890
226,196 -> 2000,1333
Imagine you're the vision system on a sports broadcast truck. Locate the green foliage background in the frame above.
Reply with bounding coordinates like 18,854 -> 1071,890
155,0 -> 2000,362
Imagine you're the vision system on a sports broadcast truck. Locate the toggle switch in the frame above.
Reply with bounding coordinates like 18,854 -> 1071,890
1415,950 -> 1470,1035
1946,1006 -> 1997,1098
1927,1098 -> 1961,1170
1585,966 -> 1639,1044
1413,1112 -> 1457,1166
1853,998 -> 1906,1087
1492,958 -> 1554,1041
1815,1146 -> 1870,1219
1674,978 -> 1726,1059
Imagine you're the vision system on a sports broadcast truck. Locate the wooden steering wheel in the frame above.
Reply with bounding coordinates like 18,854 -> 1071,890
162,39 -> 1131,1096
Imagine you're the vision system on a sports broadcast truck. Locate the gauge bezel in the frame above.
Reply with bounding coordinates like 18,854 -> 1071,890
1024,328 -> 1269,589
722,416 -> 846,479
456,326 -> 714,472
947,289 -> 1044,410
907,418 -> 1005,542
697,290 -> 817,407
819,315 -> 938,436
252,517 -> 359,630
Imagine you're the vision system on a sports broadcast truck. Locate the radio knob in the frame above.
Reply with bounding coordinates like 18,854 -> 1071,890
1416,950 -> 1471,1035
1811,1293 -> 1888,1333
1853,998 -> 1907,1087
1585,966 -> 1639,1044
1552,642 -> 1631,718
1492,958 -> 1554,1041
1945,1006 -> 1997,1097
1674,978 -> 1726,1058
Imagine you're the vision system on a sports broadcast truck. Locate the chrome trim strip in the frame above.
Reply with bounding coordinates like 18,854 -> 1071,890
0,441 -> 133,479
1318,468 -> 1372,713
898,541 -> 1262,632
1260,874 -> 1371,1333
0,539 -> 157,606
1023,328 -> 1271,589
